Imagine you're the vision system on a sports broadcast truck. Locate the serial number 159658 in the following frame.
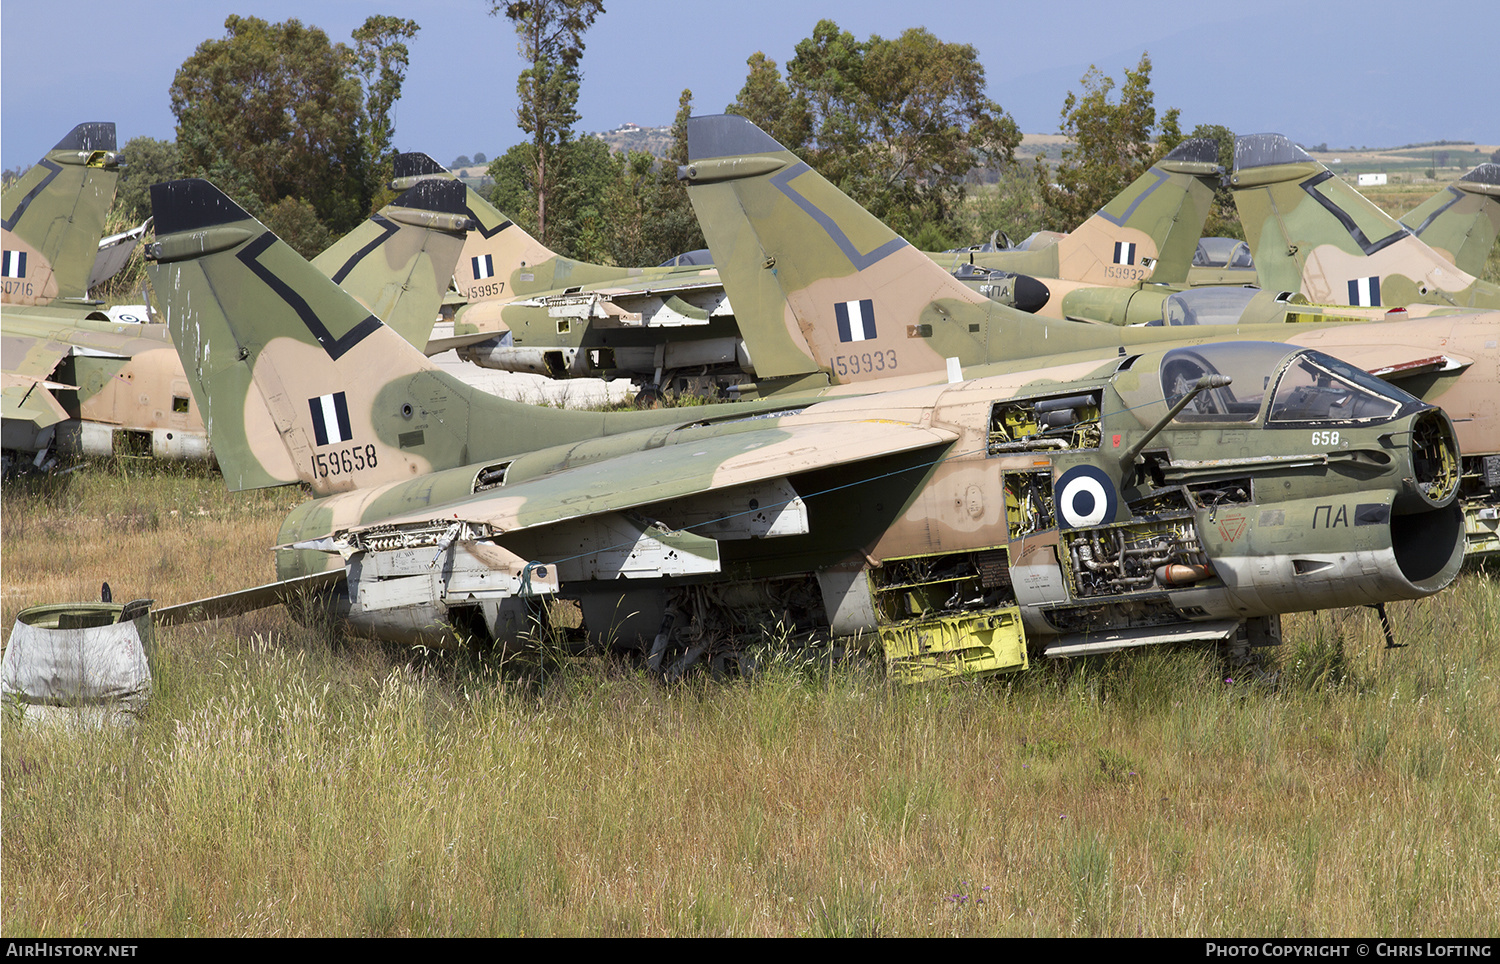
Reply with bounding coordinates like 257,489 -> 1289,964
313,444 -> 378,478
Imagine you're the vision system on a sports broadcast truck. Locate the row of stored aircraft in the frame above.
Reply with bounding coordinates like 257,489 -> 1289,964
5,118 -> 1498,679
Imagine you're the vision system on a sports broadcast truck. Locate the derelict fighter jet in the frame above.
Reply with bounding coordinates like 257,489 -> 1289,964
145,178 -> 1463,680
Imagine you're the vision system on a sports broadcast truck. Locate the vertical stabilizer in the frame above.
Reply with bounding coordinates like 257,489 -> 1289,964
1399,164 -> 1500,277
683,113 -> 1029,386
1053,138 -> 1222,287
1230,133 -> 1499,309
2,123 -> 122,307
392,152 -> 615,302
145,179 -> 740,494
311,174 -> 474,351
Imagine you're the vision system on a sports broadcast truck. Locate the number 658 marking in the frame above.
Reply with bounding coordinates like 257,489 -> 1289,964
1311,430 -> 1340,446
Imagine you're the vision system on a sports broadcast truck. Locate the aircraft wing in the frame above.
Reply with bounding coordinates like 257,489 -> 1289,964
88,222 -> 150,292
2,372 -> 72,432
2,328 -> 71,380
341,418 -> 957,538
510,275 -> 730,326
153,570 -> 348,627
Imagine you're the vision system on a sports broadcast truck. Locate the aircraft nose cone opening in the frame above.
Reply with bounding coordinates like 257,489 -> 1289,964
1013,275 -> 1051,314
1404,409 -> 1460,511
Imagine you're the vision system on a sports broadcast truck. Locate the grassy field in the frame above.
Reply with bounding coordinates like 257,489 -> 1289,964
2,464 -> 1497,936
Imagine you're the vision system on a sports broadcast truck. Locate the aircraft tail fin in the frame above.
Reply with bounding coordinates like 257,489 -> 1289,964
2,123 -> 122,307
1230,133 -> 1494,308
1054,138 -> 1222,286
1399,163 -> 1500,277
146,179 -> 725,495
683,113 -> 1022,385
392,152 -> 561,302
142,177 -> 560,494
311,174 -> 474,352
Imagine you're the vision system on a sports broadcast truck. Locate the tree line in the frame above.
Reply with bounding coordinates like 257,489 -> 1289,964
8,3 -> 1243,266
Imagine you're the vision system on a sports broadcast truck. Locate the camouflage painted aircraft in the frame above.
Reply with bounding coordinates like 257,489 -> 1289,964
2,156 -> 471,469
396,154 -> 1044,400
1399,163 -> 1500,278
678,113 -> 1500,556
142,177 -> 1466,681
389,153 -> 740,398
1230,134 -> 1500,310
922,137 -> 1227,323
2,122 -> 122,310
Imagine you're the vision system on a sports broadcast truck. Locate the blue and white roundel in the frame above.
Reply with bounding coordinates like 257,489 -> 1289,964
1055,465 -> 1118,529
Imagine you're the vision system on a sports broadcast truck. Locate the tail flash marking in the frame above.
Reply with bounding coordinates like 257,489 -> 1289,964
1349,276 -> 1382,307
309,392 -> 353,446
2,250 -> 27,277
236,233 -> 381,360
835,299 -> 877,342
1113,241 -> 1137,265
1300,171 -> 1407,255
769,163 -> 909,270
472,253 -> 494,279
327,215 -> 399,284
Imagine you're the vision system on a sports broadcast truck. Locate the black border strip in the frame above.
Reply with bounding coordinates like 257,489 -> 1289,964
236,232 -> 381,361
1,160 -> 63,232
1405,186 -> 1463,238
1299,170 -> 1408,256
328,214 -> 399,284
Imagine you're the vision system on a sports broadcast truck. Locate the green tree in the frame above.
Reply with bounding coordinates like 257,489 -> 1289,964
726,53 -> 811,152
453,155 -> 474,169
494,0 -> 605,248
114,137 -> 181,225
1041,52 -> 1182,231
352,15 -> 421,210
761,21 -> 1019,240
488,143 -> 539,234
962,165 -> 1050,248
643,88 -> 706,261
170,14 -> 419,238
487,135 -> 616,261
263,197 -> 335,260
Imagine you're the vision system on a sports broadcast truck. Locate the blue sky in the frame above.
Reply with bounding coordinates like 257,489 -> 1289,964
2,0 -> 1489,171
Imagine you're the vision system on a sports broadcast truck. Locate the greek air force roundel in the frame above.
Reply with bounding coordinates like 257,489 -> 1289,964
1055,465 -> 1118,529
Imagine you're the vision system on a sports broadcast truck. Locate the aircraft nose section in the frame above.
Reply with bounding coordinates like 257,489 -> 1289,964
1013,274 -> 1051,314
1397,409 -> 1460,513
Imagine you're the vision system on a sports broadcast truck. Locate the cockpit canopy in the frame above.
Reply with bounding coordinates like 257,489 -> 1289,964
658,248 -> 713,267
1153,342 -> 1422,427
1192,237 -> 1254,269
1160,286 -> 1261,326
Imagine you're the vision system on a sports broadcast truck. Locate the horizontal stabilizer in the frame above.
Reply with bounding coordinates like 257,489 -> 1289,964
153,569 -> 347,626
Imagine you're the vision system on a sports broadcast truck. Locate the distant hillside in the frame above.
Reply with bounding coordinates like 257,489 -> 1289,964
592,123 -> 675,157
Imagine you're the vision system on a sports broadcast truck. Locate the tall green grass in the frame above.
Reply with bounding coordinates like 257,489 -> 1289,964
3,468 -> 1498,935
